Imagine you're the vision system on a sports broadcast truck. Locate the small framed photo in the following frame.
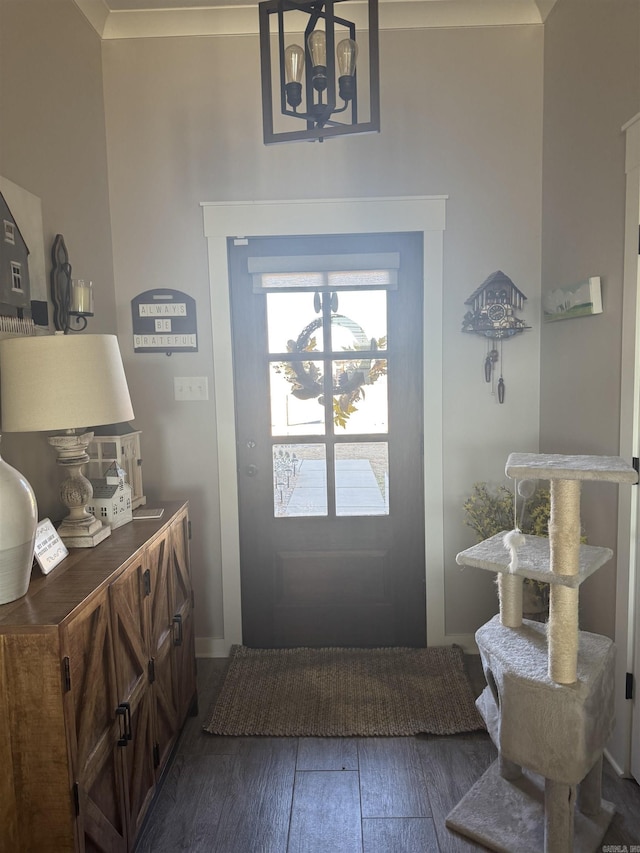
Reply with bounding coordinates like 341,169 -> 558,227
34,518 -> 69,574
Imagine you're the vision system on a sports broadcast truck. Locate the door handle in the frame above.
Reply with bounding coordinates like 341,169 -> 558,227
116,702 -> 131,746
246,464 -> 258,477
116,705 -> 127,746
173,613 -> 183,646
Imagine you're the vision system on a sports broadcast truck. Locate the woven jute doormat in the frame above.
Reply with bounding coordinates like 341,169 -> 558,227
203,644 -> 485,737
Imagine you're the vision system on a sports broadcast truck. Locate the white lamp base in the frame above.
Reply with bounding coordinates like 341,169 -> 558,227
56,515 -> 111,548
49,431 -> 111,549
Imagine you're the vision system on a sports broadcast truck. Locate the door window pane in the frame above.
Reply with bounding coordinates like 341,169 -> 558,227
332,358 -> 388,433
270,361 -> 325,436
329,291 -> 387,351
273,444 -> 327,517
266,292 -> 325,353
335,443 -> 389,516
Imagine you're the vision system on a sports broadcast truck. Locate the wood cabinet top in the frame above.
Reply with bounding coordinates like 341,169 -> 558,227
0,501 -> 188,629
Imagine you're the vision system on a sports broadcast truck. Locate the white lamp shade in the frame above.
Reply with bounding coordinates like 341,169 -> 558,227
0,334 -> 134,433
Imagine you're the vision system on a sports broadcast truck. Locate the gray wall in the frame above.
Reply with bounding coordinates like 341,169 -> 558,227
0,0 -> 117,521
5,0 -> 637,649
540,0 -> 640,639
102,24 -> 543,644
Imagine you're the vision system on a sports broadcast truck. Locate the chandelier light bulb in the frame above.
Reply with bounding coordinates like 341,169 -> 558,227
284,44 -> 305,83
284,43 -> 305,108
337,38 -> 358,102
307,29 -> 327,67
307,29 -> 328,94
337,38 -> 358,76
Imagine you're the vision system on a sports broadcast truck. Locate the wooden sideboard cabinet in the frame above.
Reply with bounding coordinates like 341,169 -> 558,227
0,501 -> 197,853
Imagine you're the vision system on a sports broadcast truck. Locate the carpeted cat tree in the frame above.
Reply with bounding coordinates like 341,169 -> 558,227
447,452 -> 638,853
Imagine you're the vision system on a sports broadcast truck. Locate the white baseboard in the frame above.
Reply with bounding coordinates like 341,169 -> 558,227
195,633 -> 479,657
195,636 -> 231,658
604,747 -> 631,778
445,633 -> 478,653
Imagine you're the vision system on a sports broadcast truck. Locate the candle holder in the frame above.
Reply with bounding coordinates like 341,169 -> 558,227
50,234 -> 94,333
70,279 -> 94,321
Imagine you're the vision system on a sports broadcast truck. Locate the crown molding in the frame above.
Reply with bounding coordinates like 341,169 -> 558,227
73,0 -> 554,40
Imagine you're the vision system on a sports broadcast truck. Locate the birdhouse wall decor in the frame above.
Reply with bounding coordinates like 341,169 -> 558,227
461,270 -> 530,404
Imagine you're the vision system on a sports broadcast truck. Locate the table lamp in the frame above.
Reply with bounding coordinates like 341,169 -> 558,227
0,333 -> 135,550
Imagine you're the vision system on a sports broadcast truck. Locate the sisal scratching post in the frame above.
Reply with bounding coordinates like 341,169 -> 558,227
549,479 -> 581,575
549,585 -> 579,683
498,573 -> 523,627
548,478 -> 581,684
500,528 -> 525,627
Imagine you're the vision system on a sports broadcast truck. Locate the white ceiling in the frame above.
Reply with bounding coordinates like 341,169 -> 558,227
74,0 -> 556,39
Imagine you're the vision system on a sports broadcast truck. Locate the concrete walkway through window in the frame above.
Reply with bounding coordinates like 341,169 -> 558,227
284,459 -> 388,517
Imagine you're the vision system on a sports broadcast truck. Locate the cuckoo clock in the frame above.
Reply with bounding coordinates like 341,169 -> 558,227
461,270 -> 530,404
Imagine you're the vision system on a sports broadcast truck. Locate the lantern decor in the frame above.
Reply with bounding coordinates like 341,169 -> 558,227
258,0 -> 380,144
87,423 -> 146,510
461,271 -> 530,404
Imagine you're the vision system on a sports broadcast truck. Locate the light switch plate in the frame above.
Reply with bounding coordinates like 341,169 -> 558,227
174,376 -> 209,401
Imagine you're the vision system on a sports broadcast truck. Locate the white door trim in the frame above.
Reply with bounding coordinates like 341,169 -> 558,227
202,196 -> 447,652
613,114 -> 640,779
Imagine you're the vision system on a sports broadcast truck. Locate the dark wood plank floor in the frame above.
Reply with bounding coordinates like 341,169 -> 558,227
135,657 -> 640,852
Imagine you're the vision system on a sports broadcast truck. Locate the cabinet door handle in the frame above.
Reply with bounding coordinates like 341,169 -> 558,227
116,702 -> 132,746
173,614 -> 183,646
123,702 -> 132,741
116,704 -> 128,747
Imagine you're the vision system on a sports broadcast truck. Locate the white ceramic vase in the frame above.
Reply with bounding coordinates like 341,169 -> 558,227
0,444 -> 38,605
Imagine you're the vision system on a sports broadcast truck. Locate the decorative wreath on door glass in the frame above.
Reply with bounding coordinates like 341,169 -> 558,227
275,313 -> 387,428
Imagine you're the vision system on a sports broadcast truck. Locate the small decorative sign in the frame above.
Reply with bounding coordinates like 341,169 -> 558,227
34,518 -> 69,574
131,288 -> 198,353
543,276 -> 603,322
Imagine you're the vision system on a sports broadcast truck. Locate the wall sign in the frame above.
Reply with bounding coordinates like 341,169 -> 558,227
131,288 -> 198,354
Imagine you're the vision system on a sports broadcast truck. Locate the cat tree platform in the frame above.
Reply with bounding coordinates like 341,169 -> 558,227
456,533 -> 613,589
446,760 -> 615,853
447,452 -> 637,853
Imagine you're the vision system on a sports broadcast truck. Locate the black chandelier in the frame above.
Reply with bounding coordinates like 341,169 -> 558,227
258,0 -> 380,144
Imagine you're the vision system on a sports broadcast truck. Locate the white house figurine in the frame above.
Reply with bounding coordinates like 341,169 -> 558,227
87,461 -> 133,529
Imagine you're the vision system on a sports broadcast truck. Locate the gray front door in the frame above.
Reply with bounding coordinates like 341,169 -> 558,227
229,231 -> 426,648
